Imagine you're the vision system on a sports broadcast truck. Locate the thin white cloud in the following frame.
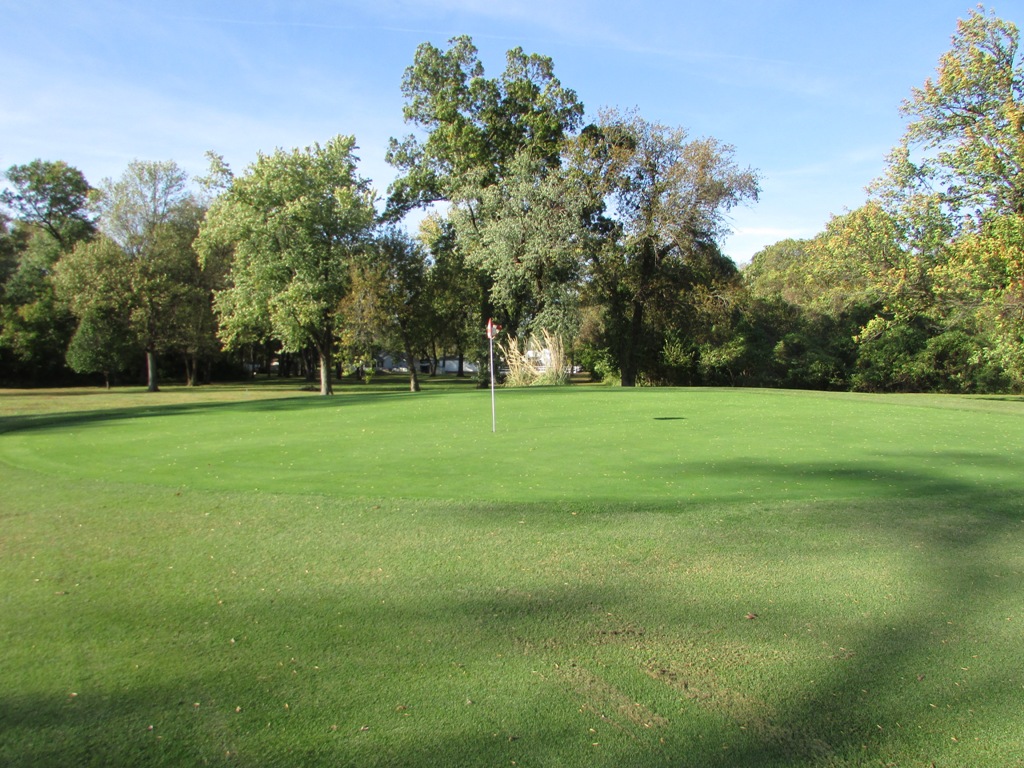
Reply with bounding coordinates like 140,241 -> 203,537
769,145 -> 893,181
360,0 -> 836,99
0,59 -> 397,194
733,225 -> 812,239
722,221 -> 817,265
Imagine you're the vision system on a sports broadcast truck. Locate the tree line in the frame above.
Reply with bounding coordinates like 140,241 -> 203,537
1,7 -> 1021,394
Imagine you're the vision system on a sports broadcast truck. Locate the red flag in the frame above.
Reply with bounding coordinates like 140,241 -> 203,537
486,318 -> 499,340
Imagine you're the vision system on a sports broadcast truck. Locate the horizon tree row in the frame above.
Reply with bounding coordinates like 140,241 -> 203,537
1,7 -> 1020,394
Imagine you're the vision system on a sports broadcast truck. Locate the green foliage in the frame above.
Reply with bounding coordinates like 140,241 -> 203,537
0,213 -> 26,286
419,215 -> 481,369
452,150 -> 592,340
851,317 -> 931,392
65,307 -> 140,387
879,7 -> 1024,221
743,192 -> 1023,392
575,343 -> 619,384
1,159 -> 95,249
198,136 -> 376,395
580,111 -> 759,386
388,35 -> 592,356
0,229 -> 76,379
731,10 -> 1023,394
341,227 -> 430,392
54,164 -> 209,392
742,238 -> 812,305
55,235 -> 137,382
95,160 -> 190,258
804,202 -> 911,318
830,8 -> 1024,393
12,12 -> 1024,395
61,160 -> 209,391
385,39 -> 764,393
0,160 -> 95,382
933,213 -> 1024,388
386,35 -> 583,213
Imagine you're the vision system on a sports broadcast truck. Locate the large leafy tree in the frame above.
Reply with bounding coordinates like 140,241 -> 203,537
54,236 -> 139,387
1,160 -> 95,249
450,149 -> 597,341
867,7 -> 1024,391
386,37 -> 586,376
96,160 -> 189,256
0,229 -> 78,380
418,215 -> 480,375
386,35 -> 584,214
742,238 -> 813,305
341,227 -> 430,392
0,160 -> 95,382
806,202 -> 912,319
579,111 -> 760,386
150,198 -> 223,386
878,7 -> 1024,223
80,160 -> 201,391
56,198 -> 207,390
197,136 -> 376,396
930,213 -> 1024,389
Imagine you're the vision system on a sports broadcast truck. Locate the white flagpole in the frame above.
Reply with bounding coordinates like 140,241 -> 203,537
488,322 -> 496,433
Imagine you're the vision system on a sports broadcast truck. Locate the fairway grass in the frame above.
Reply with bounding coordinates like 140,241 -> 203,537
2,382 -> 1023,766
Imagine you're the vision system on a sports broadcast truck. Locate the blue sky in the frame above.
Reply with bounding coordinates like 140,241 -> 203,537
1,0 -> 1016,263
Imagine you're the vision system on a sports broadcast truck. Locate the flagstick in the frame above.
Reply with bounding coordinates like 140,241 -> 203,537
489,332 -> 496,433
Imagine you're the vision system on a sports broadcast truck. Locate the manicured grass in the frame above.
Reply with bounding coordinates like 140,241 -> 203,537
2,380 -> 1023,766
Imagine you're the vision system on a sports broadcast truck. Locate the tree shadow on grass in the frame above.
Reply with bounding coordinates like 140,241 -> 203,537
445,491 -> 1024,766
2,442 -> 1023,765
679,506 -> 1024,768
3,489 -> 1022,768
644,448 -> 1023,507
0,388 -> 430,437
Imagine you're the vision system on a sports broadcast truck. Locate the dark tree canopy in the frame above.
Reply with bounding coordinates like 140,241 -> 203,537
1,159 -> 95,250
580,111 -> 760,386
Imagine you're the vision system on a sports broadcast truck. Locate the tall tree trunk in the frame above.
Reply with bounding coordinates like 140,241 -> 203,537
319,346 -> 334,395
620,239 -> 657,387
184,353 -> 198,387
620,297 -> 644,387
146,349 -> 159,392
304,348 -> 317,382
317,322 -> 335,395
427,340 -> 438,376
403,334 -> 421,392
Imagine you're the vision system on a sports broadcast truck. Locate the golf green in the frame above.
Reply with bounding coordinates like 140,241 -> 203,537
2,387 -> 1020,506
